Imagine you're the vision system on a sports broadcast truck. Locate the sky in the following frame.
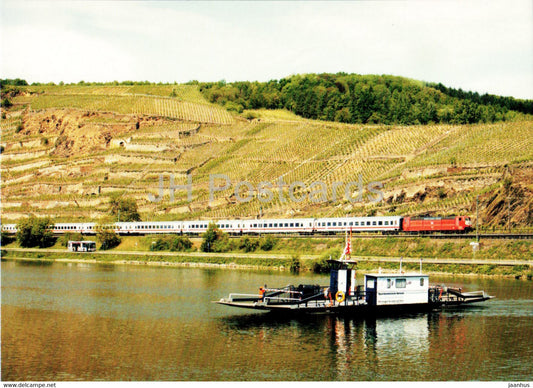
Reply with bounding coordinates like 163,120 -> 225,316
1,0 -> 532,99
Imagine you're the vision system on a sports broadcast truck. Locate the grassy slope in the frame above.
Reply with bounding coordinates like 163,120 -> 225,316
2,235 -> 532,277
1,85 -> 532,233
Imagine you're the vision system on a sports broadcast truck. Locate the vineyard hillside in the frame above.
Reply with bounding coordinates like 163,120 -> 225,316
1,82 -> 532,232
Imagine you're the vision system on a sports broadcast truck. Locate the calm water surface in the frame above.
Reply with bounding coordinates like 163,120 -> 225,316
2,259 -> 533,381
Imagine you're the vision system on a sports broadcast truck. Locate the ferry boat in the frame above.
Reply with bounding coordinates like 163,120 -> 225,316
216,234 -> 494,315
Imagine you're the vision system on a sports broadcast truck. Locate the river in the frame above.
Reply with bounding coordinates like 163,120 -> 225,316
1,259 -> 532,381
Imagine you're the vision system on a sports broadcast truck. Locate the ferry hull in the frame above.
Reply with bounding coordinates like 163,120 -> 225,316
216,294 -> 493,316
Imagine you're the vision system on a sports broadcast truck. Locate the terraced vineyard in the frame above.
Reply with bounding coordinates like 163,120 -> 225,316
26,85 -> 234,125
1,84 -> 532,231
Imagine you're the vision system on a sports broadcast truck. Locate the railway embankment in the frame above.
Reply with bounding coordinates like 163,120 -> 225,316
2,243 -> 532,278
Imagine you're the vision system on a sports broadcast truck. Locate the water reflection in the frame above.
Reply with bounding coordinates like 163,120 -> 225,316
216,312 -> 434,380
2,260 -> 533,381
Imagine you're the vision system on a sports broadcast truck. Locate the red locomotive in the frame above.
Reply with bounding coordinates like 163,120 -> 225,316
401,216 -> 472,233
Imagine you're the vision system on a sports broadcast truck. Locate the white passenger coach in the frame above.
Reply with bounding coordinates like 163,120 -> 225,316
1,216 -> 402,235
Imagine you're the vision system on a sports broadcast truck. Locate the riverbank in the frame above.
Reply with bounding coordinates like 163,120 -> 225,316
2,246 -> 532,278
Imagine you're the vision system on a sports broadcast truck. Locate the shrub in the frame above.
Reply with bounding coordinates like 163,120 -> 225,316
150,235 -> 193,252
1,231 -> 15,245
290,255 -> 301,274
260,236 -> 276,251
170,235 -> 193,251
97,229 -> 121,250
239,236 -> 259,252
16,217 -> 55,248
1,98 -> 12,108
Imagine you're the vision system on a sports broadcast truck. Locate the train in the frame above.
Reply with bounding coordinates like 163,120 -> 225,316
1,215 -> 472,235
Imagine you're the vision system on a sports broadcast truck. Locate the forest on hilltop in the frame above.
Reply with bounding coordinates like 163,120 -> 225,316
196,73 -> 533,125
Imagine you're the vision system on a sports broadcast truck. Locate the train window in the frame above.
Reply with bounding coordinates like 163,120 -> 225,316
372,221 -> 376,226
333,222 -> 337,226
327,222 -> 331,226
349,222 -> 353,226
420,278 -> 425,286
269,223 -> 273,227
387,279 -> 393,288
274,223 -> 278,227
344,222 -> 347,226
396,279 -> 406,288
355,222 -> 359,226
253,224 -> 257,228
385,221 -> 389,225
378,221 -> 383,226
290,223 -> 294,227
367,221 -> 371,226
284,223 -> 288,227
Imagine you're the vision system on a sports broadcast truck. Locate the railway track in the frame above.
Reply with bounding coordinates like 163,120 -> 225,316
223,233 -> 533,240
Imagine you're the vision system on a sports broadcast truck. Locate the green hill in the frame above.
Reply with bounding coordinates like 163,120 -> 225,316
1,77 -> 532,231
197,73 -> 533,125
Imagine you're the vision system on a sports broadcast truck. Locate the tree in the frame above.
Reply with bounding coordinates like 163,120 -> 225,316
97,229 -> 121,250
16,217 -> 55,248
200,223 -> 230,252
109,197 -> 141,222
